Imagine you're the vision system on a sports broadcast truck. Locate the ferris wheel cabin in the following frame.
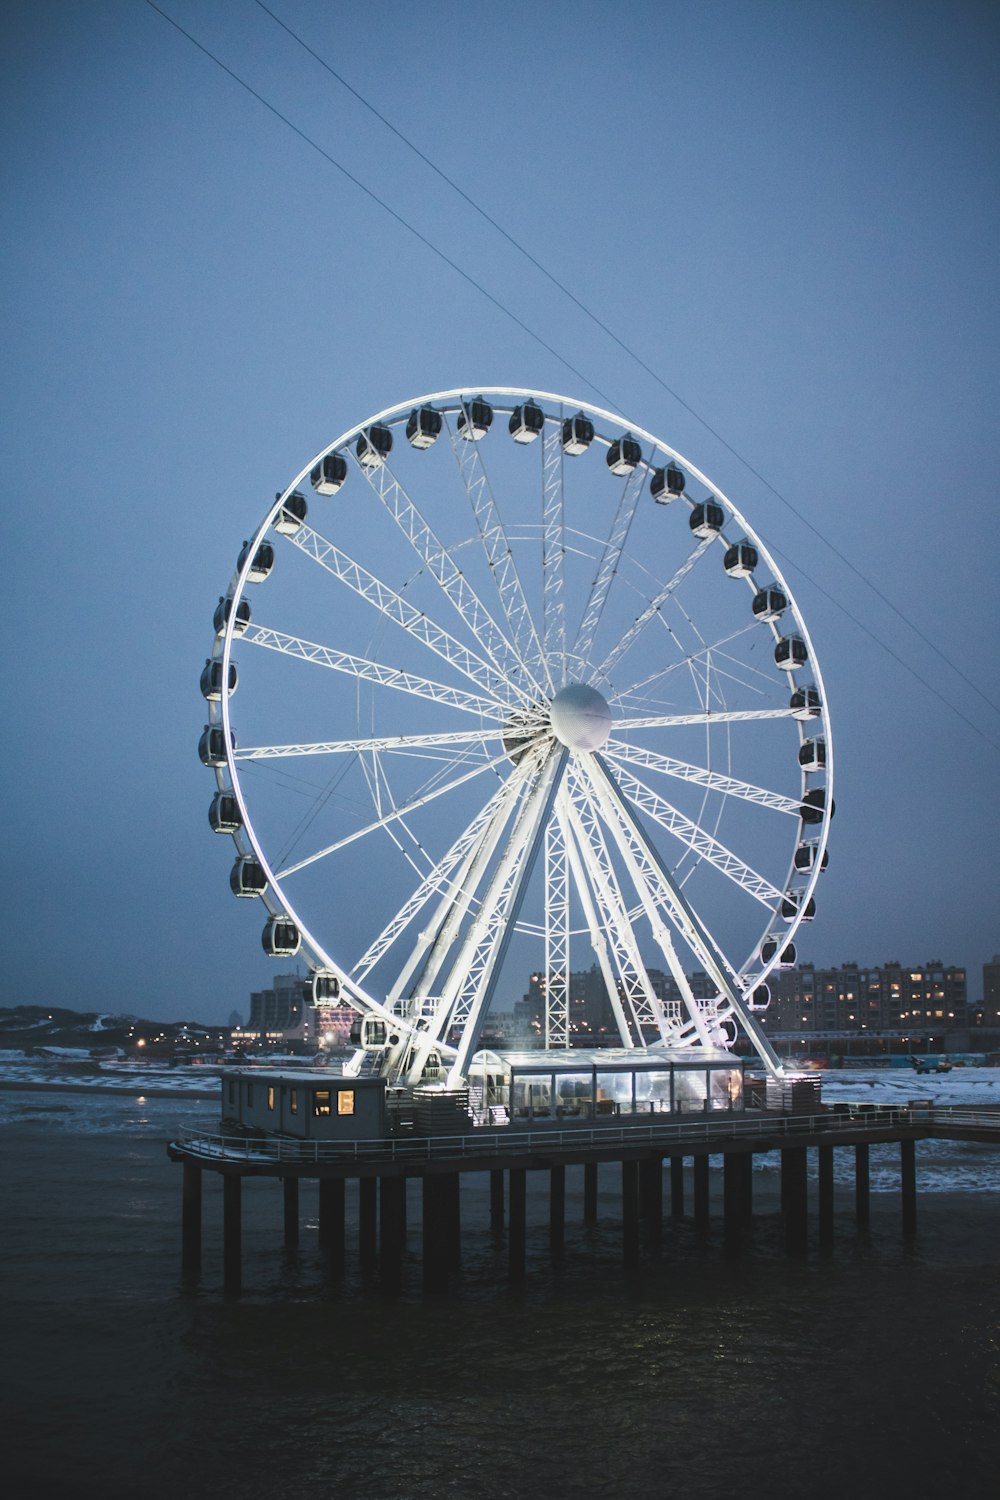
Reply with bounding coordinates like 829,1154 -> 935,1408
606,436 -> 642,474
406,405 -> 443,448
508,401 -> 545,442
273,490 -> 308,535
214,595 -> 251,637
562,413 -> 594,454
310,453 -> 348,494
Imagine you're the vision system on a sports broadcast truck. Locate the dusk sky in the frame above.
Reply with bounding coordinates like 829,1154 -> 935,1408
3,0 -> 998,1024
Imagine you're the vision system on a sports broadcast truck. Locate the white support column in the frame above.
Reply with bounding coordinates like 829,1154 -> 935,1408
444,746 -> 569,1084
544,815 -> 570,1049
558,797 -> 635,1048
561,768 -> 661,1044
574,755 -> 716,1049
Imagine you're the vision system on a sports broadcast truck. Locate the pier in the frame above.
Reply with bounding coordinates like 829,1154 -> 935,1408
168,1104 -> 1000,1294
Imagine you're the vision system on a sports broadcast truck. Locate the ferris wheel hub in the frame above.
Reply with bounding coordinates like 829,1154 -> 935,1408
549,683 -> 613,751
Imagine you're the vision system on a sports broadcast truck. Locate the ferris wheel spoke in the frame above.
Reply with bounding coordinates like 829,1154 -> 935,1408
403,745 -> 563,1084
236,728 -> 498,761
445,744 -> 568,1083
274,749 -> 511,879
351,449 -> 542,704
285,523 -> 518,705
556,796 -> 635,1047
594,535 -> 715,681
444,412 -> 551,694
613,708 -> 795,731
398,755 -> 538,1038
605,737 -> 801,816
353,775 -> 522,987
560,768 -> 668,1045
541,422 -> 567,690
571,756 -> 719,1048
603,756 -> 784,909
240,624 -> 503,720
609,621 -> 758,707
572,462 -> 647,668
585,753 -> 784,1072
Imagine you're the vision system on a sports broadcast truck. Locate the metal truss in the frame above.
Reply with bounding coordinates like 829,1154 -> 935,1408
444,413 -> 550,694
543,815 -> 570,1049
604,757 -> 784,909
287,524 -> 517,704
595,535 -> 715,680
561,762 -> 669,1045
572,461 -> 647,667
586,753 -> 784,1073
235,726 -> 499,761
605,737 -> 802,815
240,625 -> 503,721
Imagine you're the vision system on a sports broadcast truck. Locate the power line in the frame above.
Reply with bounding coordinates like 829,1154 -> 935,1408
144,1 -> 999,755
252,0 -> 1000,729
144,1 -> 622,416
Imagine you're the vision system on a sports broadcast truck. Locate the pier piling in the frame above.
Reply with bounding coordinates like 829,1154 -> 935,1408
693,1154 -> 710,1231
282,1176 -> 299,1249
318,1177 -> 345,1265
508,1167 -> 527,1282
583,1161 -> 598,1225
223,1174 -> 241,1295
782,1147 -> 808,1254
422,1175 -> 451,1294
549,1165 -> 565,1255
379,1175 -> 406,1288
359,1177 -> 378,1269
181,1161 -> 202,1275
670,1155 -> 685,1218
622,1159 -> 640,1266
490,1169 -> 504,1235
818,1145 -> 834,1250
639,1155 -> 663,1243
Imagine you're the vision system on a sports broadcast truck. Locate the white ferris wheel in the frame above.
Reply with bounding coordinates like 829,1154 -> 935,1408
200,388 -> 833,1086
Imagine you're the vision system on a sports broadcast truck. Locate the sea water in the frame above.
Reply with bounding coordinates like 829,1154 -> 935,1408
2,1072 -> 999,1499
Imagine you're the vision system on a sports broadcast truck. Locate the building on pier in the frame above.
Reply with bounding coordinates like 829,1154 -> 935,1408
218,1045 -> 761,1144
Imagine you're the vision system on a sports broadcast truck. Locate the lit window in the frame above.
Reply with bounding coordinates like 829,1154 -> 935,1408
314,1090 -> 332,1117
290,1089 -> 298,1116
267,1086 -> 275,1111
337,1090 -> 355,1116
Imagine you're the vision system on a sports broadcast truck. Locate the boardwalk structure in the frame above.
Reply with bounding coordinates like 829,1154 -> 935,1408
168,1100 -> 1000,1294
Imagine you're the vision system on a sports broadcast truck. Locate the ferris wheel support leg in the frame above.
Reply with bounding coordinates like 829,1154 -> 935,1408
557,797 -> 636,1049
574,754 -> 714,1050
400,768 -> 535,1087
544,816 -> 570,1049
447,747 -> 569,1085
587,754 -> 786,1079
403,761 -> 531,1009
561,777 -> 658,1046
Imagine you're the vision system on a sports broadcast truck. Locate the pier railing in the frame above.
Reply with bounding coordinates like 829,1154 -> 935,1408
166,1104 -> 998,1168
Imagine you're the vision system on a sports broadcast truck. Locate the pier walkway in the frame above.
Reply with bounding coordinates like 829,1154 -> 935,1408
167,1105 -> 1000,1293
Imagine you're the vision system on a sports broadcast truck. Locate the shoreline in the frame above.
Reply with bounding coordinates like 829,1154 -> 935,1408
0,1078 -> 219,1102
